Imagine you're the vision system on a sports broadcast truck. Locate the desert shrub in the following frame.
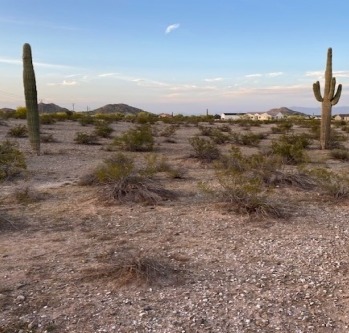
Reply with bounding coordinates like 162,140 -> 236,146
74,132 -> 99,145
330,148 -> 349,161
210,129 -> 230,144
159,125 -> 178,138
235,118 -> 261,129
113,125 -> 154,152
189,137 -> 220,162
14,186 -> 44,204
140,153 -> 184,178
271,134 -> 311,164
80,153 -> 175,204
7,124 -> 28,138
81,250 -> 182,286
40,134 -> 57,143
94,121 -> 114,138
218,124 -> 232,132
271,121 -> 293,133
40,114 -> 56,124
78,115 -> 95,126
341,125 -> 349,133
0,140 -> 26,181
231,132 -> 266,146
306,168 -> 349,199
216,173 -> 288,218
14,107 -> 27,119
135,112 -> 157,124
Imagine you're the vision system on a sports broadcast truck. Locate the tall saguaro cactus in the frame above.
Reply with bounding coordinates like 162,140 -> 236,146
313,48 -> 342,150
22,43 -> 40,155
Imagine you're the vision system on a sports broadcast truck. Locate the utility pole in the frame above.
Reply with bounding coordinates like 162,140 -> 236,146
72,103 -> 75,111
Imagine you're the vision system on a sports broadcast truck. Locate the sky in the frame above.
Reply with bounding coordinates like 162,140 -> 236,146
1,0 -> 349,115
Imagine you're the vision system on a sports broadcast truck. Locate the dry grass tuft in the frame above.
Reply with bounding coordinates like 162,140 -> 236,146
81,250 -> 184,287
100,176 -> 176,205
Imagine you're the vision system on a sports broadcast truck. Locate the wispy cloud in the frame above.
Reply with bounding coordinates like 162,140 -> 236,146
204,77 -> 224,82
47,80 -> 78,87
0,56 -> 75,70
98,73 -> 119,77
165,23 -> 180,34
267,72 -> 284,77
245,73 -> 262,78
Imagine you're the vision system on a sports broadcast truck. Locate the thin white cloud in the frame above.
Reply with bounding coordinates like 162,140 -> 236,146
165,23 -> 180,34
245,73 -> 262,78
98,73 -> 119,77
267,72 -> 284,77
47,80 -> 77,86
204,77 -> 224,82
0,56 -> 75,70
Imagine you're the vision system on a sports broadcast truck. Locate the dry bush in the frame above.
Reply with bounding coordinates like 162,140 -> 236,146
81,250 -> 183,287
306,168 -> 349,200
14,186 -> 45,204
74,132 -> 99,145
7,124 -> 28,138
79,153 -> 176,204
217,175 -> 289,219
189,136 -> 220,162
100,176 -> 176,205
0,140 -> 26,181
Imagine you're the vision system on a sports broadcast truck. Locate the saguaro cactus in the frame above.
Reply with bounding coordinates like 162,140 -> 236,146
313,48 -> 342,150
22,43 -> 40,155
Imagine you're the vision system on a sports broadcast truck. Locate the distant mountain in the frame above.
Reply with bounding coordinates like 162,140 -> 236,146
90,103 -> 148,115
38,103 -> 69,114
291,106 -> 349,115
0,107 -> 15,113
266,107 -> 306,117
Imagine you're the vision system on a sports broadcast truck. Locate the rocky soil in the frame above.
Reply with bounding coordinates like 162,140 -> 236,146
1,118 -> 349,333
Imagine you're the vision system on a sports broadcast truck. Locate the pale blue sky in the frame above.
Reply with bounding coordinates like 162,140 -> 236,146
1,0 -> 349,114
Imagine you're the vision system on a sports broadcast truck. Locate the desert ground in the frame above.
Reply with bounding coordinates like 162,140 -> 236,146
1,116 -> 349,333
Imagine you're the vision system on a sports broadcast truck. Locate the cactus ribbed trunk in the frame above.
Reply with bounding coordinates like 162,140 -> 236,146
22,43 -> 40,155
313,48 -> 342,150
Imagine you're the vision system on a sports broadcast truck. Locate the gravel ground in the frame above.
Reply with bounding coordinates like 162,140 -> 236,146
1,119 -> 349,332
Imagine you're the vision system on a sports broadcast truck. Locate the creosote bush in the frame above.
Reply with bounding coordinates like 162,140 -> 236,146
79,153 -> 175,204
271,134 -> 311,164
113,125 -> 154,152
0,140 -> 26,181
74,132 -> 99,145
189,137 -> 220,162
7,124 -> 28,138
94,121 -> 114,138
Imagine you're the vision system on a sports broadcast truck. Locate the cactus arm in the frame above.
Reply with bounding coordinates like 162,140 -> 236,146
23,43 -> 40,155
313,81 -> 323,102
331,84 -> 342,106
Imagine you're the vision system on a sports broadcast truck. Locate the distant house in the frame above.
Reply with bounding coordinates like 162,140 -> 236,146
334,114 -> 349,121
220,113 -> 244,120
244,112 -> 272,121
158,113 -> 173,118
274,112 -> 286,120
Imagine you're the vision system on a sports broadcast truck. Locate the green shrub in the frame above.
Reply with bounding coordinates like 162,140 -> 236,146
0,140 -> 26,181
94,121 -> 114,138
79,153 -> 175,204
271,121 -> 293,133
306,168 -> 349,200
114,125 -> 154,152
271,134 -> 311,164
78,115 -> 95,126
232,131 -> 266,146
74,132 -> 99,145
189,137 -> 220,162
40,114 -> 56,125
159,125 -> 178,138
14,107 -> 27,119
7,124 -> 28,138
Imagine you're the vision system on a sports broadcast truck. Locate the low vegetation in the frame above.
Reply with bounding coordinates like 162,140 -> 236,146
0,140 -> 26,181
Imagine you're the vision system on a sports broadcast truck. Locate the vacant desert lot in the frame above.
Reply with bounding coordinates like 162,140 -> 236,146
1,117 -> 349,332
